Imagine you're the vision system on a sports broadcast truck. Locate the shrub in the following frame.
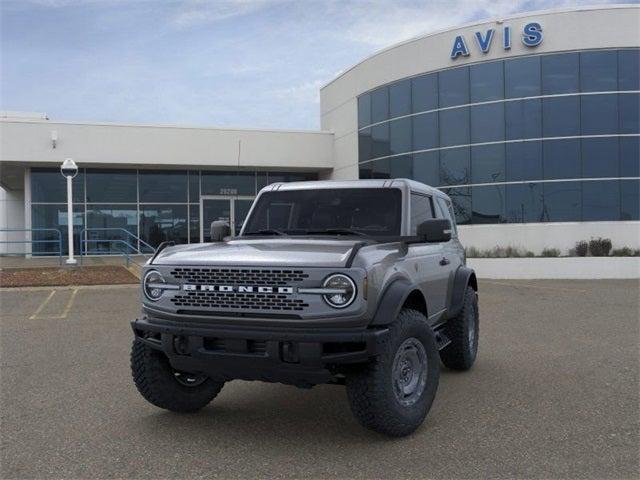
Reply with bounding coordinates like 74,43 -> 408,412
466,246 -> 480,258
540,248 -> 561,257
589,237 -> 612,257
610,247 -> 639,257
574,241 -> 589,257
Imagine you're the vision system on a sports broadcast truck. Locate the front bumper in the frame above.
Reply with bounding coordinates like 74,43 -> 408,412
131,316 -> 388,386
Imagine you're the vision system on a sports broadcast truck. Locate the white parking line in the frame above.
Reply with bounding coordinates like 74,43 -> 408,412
29,290 -> 56,320
29,288 -> 79,320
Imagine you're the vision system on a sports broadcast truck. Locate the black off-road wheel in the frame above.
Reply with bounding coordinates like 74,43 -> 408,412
131,339 -> 224,413
439,286 -> 479,371
345,309 -> 440,437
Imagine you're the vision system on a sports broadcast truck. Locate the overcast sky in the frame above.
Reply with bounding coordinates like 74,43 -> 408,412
0,0 -> 629,130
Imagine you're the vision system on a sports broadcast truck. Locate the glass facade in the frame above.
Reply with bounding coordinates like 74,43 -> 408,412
358,48 -> 640,224
31,168 -> 316,254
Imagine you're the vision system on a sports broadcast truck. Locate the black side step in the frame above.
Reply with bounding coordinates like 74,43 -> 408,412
435,331 -> 451,351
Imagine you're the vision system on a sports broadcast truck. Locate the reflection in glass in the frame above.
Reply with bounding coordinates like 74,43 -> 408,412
371,86 -> 389,123
621,180 -> 640,220
618,49 -> 640,91
86,205 -> 138,254
188,171 -> 200,203
506,183 -> 543,223
440,148 -> 470,186
470,61 -> 504,102
471,144 -> 505,184
442,187 -> 471,224
86,169 -> 137,203
31,168 -> 85,203
582,137 -> 619,178
506,142 -> 543,182
505,99 -> 542,140
389,117 -> 412,155
359,128 -> 372,162
542,96 -> 580,137
139,170 -> 188,203
542,182 -> 581,222
580,51 -> 617,92
201,171 -> 255,196
620,137 -> 640,177
470,103 -> 504,143
389,155 -> 413,179
412,73 -> 438,113
543,139 -> 581,180
390,79 -> 411,118
619,93 -> 639,134
412,112 -> 438,151
370,158 -> 391,179
189,204 -> 200,243
439,108 -> 469,147
139,205 -> 188,247
31,204 -> 84,255
505,56 -> 541,98
581,94 -> 618,135
371,123 -> 390,158
541,53 -> 579,94
471,185 -> 505,224
358,94 -> 371,128
413,152 -> 439,187
439,67 -> 469,108
583,181 -> 620,221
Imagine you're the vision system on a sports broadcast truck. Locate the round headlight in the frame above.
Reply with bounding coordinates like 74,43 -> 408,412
322,274 -> 356,309
143,270 -> 165,301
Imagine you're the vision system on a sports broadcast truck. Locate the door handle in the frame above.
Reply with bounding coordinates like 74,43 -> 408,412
439,257 -> 450,266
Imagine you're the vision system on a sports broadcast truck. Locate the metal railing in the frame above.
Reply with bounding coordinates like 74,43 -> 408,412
0,228 -> 64,264
79,228 -> 155,267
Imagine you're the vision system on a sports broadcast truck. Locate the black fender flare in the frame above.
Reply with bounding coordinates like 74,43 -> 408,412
447,266 -> 478,318
370,278 -> 420,326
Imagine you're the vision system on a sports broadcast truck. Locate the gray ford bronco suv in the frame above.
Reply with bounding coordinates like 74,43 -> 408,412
131,179 -> 479,436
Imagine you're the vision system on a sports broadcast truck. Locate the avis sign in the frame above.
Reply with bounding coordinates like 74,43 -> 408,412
450,22 -> 543,59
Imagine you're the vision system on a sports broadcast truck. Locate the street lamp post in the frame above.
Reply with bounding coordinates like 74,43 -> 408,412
60,158 -> 78,265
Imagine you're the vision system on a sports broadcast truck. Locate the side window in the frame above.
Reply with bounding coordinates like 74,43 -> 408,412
410,193 -> 435,234
436,197 -> 458,237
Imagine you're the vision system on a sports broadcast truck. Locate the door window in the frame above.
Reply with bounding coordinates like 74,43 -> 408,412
436,197 -> 458,237
410,193 -> 435,235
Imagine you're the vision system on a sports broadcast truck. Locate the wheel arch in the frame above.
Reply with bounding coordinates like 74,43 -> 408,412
370,278 -> 428,326
448,266 -> 477,318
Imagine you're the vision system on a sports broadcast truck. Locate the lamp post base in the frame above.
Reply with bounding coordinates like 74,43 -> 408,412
65,258 -> 78,265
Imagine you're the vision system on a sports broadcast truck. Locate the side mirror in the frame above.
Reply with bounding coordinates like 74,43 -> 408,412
210,220 -> 231,242
417,219 -> 452,243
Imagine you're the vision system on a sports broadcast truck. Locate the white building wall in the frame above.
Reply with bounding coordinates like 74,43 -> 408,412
0,186 -> 26,254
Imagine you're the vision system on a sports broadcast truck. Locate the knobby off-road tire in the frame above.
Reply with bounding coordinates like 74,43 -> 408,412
131,339 -> 224,413
440,286 -> 479,371
345,309 -> 440,437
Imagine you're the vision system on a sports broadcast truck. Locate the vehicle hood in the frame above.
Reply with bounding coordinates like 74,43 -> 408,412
151,238 -> 363,268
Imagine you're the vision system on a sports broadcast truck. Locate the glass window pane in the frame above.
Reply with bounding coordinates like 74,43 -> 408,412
389,117 -> 412,155
201,171 -> 255,195
371,123 -> 390,158
543,182 -> 581,222
471,185 -> 505,224
439,67 -> 469,108
505,56 -> 541,98
31,168 -> 84,203
439,108 -> 469,147
139,205 -> 188,248
412,112 -> 438,151
257,172 -> 269,191
440,147 -> 470,186
542,52 -> 579,94
582,137 -> 619,178
413,151 -> 439,186
506,141 -> 543,182
359,128 -> 372,162
359,165 -> 372,180
370,86 -> 389,123
370,158 -> 391,179
542,97 -> 580,137
619,49 -> 640,91
441,187 -> 471,224
470,103 -> 504,143
412,73 -> 438,113
581,94 -> 618,135
470,61 -> 504,102
188,171 -> 200,203
620,136 -> 640,177
139,170 -> 187,203
410,193 -> 435,234
86,205 -> 138,254
471,144 -> 505,184
580,51 -> 617,92
506,183 -> 543,223
31,204 -> 84,255
189,204 -> 200,243
358,94 -> 371,128
389,155 -> 413,178
619,93 -> 639,134
543,139 -> 581,179
86,169 -> 137,203
621,180 -> 640,220
582,180 -> 620,221
389,79 -> 411,118
505,98 -> 542,140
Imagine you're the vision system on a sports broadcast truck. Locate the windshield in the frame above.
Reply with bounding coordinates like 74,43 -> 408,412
242,188 -> 402,237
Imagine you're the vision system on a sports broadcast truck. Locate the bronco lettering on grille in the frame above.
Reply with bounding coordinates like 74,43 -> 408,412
182,285 -> 294,294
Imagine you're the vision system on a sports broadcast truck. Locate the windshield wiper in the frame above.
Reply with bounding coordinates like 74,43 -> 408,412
305,228 -> 370,237
243,229 -> 287,236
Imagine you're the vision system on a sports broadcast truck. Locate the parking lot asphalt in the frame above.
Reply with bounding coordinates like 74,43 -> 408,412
1,280 -> 638,479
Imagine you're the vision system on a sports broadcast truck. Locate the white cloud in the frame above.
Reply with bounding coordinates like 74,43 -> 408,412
170,0 -> 286,28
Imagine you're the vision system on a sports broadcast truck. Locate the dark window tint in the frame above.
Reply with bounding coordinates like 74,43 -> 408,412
139,170 -> 187,203
470,61 -> 504,102
31,204 -> 84,255
86,169 -> 136,203
621,180 -> 640,220
506,141 -> 543,182
582,137 -> 619,178
413,151 -> 440,186
389,155 -> 413,178
188,171 -> 200,203
410,193 -> 435,234
471,144 -> 505,184
620,136 -> 640,177
543,96 -> 580,137
543,139 -> 581,179
543,182 -> 581,222
439,108 -> 470,147
619,93 -> 639,134
580,51 -> 617,92
470,103 -> 504,143
371,123 -> 390,158
472,185 -> 505,224
86,204 -> 138,253
506,183 -> 543,223
582,181 -> 620,221
505,98 -> 542,140
389,117 -> 412,155
440,147 -> 470,186
412,73 -> 438,113
139,205 -> 188,247
412,112 -> 438,151
358,94 -> 371,128
201,172 -> 255,196
618,49 -> 640,91
390,79 -> 411,118
542,52 -> 579,94
359,128 -> 372,162
189,204 -> 200,242
581,94 -> 618,135
441,187 -> 471,225
505,56 -> 541,98
439,67 -> 469,107
370,87 -> 389,123
31,168 -> 84,203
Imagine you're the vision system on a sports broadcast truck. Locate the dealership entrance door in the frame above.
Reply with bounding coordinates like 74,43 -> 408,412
200,196 -> 254,242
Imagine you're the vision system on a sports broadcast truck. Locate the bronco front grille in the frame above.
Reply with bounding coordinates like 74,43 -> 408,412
169,268 -> 309,285
170,292 -> 309,311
